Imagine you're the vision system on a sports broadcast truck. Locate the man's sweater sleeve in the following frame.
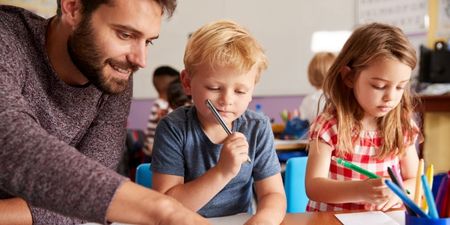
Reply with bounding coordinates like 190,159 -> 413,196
29,208 -> 84,225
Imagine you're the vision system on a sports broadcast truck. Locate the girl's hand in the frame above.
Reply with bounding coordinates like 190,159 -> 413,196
216,132 -> 249,177
364,197 -> 403,211
356,178 -> 391,206
364,183 -> 403,211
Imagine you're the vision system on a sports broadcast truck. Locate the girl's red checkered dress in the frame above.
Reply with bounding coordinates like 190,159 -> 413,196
306,112 -> 418,212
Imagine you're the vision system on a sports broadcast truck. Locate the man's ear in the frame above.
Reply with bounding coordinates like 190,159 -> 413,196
59,0 -> 83,28
180,69 -> 192,95
340,66 -> 354,88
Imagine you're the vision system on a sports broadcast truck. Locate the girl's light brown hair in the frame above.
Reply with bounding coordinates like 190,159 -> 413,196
307,52 -> 336,89
318,23 -> 418,158
183,20 -> 268,82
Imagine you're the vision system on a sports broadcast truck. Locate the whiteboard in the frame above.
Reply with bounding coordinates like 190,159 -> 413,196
132,0 -> 356,98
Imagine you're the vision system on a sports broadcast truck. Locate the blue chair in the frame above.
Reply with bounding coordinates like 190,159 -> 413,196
284,156 -> 309,213
135,163 -> 152,188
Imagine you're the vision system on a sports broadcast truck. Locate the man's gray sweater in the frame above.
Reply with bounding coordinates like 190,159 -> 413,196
0,5 -> 131,224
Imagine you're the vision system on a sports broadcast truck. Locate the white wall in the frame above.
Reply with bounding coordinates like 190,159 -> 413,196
132,0 -> 356,99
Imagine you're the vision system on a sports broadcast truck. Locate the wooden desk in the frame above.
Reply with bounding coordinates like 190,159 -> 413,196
275,139 -> 308,151
281,211 -> 338,225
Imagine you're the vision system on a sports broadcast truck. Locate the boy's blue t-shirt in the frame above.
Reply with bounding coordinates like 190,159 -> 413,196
152,106 -> 281,217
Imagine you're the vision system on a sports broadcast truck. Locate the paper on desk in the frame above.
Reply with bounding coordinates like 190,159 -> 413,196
385,210 -> 405,224
208,213 -> 251,225
335,211 -> 400,225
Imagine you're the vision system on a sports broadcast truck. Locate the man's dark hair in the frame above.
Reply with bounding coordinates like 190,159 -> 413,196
56,0 -> 177,18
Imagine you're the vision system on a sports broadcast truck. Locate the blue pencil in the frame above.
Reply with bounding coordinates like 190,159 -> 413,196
385,180 -> 430,218
421,175 -> 439,218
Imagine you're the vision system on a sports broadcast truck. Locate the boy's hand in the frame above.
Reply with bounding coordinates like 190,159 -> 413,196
216,132 -> 249,177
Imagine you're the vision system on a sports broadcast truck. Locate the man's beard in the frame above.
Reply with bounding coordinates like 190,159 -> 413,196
67,15 -> 138,94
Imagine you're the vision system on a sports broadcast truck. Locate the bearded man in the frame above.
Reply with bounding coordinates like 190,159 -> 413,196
0,1 -> 209,225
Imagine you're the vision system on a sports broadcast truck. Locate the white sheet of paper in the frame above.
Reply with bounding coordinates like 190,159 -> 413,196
385,210 -> 405,225
335,211 -> 401,225
207,213 -> 251,225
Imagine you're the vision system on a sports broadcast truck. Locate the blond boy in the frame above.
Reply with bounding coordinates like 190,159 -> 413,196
152,20 -> 286,224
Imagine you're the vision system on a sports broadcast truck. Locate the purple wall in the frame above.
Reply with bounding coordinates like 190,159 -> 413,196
128,99 -> 153,130
127,95 -> 304,130
248,96 -> 303,123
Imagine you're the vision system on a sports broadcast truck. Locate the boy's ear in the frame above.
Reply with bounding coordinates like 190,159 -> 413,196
60,0 -> 83,28
340,66 -> 354,88
180,69 -> 192,95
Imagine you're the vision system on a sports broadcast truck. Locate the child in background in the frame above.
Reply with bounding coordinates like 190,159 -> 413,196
143,66 -> 179,158
305,23 -> 421,212
152,20 -> 286,224
299,52 -> 336,124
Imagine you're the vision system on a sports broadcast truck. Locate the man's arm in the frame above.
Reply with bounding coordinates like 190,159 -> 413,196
107,181 -> 210,225
0,183 -> 212,225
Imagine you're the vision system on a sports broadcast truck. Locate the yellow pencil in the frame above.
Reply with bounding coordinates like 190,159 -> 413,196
414,159 -> 424,205
421,164 -> 434,211
426,164 -> 434,189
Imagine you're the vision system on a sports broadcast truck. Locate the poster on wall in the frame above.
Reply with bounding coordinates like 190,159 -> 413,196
357,0 -> 428,36
0,0 -> 57,18
437,0 -> 450,38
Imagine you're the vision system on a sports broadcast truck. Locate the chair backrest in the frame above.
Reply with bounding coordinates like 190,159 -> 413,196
135,163 -> 152,188
284,156 -> 308,213
126,129 -> 146,153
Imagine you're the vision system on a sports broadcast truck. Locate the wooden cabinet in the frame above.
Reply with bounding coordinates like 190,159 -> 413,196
417,95 -> 450,173
418,95 -> 450,113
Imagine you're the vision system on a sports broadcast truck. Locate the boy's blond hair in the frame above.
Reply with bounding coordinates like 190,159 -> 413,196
183,20 -> 268,81
318,23 -> 418,158
307,52 -> 336,89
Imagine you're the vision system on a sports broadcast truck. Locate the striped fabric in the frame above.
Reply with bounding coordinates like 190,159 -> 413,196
143,99 -> 171,156
306,112 -> 418,212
